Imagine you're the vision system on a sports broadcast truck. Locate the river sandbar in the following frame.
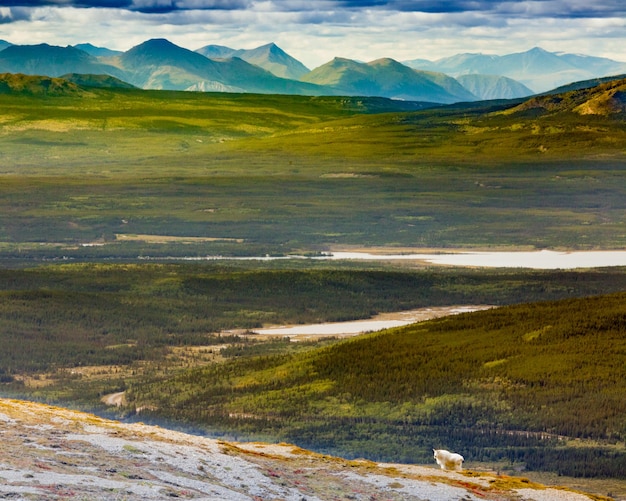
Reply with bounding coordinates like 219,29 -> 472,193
250,305 -> 491,341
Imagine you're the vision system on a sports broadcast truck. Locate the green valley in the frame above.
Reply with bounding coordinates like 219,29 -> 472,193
1,73 -> 626,494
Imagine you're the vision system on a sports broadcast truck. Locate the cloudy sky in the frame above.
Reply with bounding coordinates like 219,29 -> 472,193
0,1 -> 625,69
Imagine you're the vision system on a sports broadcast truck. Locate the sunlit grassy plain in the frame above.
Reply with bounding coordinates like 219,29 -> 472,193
2,82 -> 626,494
1,87 -> 626,257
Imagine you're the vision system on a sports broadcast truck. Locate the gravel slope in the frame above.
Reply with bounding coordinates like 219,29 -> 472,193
0,398 -> 606,500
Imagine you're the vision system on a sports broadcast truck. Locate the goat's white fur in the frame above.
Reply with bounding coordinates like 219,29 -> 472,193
433,448 -> 464,471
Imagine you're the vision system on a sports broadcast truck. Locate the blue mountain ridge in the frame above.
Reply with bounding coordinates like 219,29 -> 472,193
0,39 -> 624,102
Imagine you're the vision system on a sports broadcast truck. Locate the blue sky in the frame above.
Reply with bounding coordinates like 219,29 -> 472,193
0,1 -> 625,68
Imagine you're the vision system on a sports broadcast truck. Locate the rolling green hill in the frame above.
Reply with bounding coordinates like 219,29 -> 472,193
61,73 -> 136,89
508,77 -> 626,115
0,72 -> 85,95
126,292 -> 626,477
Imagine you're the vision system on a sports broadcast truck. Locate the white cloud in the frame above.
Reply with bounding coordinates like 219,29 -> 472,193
0,3 -> 625,68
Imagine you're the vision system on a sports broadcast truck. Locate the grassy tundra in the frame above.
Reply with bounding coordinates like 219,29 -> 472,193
1,79 -> 626,259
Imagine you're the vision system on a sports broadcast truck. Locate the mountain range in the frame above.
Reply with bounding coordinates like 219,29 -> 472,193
0,38 -> 624,103
404,46 -> 626,93
117,38 -> 328,95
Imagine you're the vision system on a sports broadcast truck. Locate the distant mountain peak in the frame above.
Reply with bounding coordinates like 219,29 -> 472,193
457,73 -> 534,100
137,38 -> 180,52
123,38 -> 202,66
234,42 -> 309,78
330,57 -> 356,65
517,47 -> 562,61
129,38 -> 182,55
73,43 -> 121,58
369,57 -> 401,65
259,42 -> 278,50
195,44 -> 236,59
241,42 -> 282,58
75,42 -> 100,51
195,41 -> 309,79
145,37 -> 172,45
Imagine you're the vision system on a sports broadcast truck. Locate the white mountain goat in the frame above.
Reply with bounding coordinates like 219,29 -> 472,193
433,449 -> 464,471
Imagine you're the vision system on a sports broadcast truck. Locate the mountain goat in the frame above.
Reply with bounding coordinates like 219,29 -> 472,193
433,449 -> 464,471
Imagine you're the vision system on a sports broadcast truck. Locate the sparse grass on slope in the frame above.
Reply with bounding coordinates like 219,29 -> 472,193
509,78 -> 626,116
2,397 -> 609,501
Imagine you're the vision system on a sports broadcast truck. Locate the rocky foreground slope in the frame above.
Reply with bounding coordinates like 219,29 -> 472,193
0,398 -> 606,500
